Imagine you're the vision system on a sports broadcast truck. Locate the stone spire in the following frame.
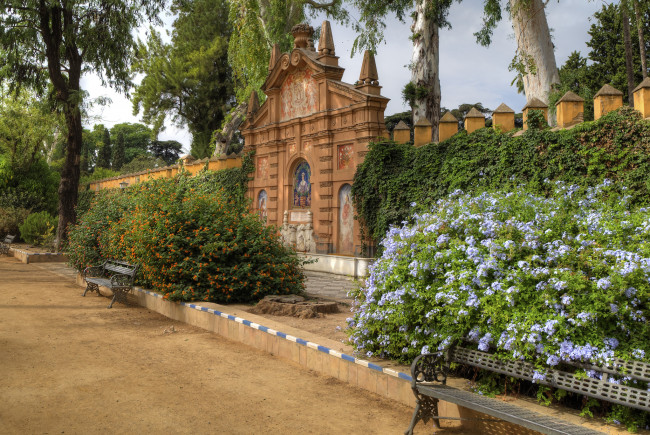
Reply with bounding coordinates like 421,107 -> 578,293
268,44 -> 281,72
355,51 -> 380,95
358,51 -> 378,84
247,90 -> 260,118
316,20 -> 339,66
291,23 -> 314,49
318,21 -> 335,55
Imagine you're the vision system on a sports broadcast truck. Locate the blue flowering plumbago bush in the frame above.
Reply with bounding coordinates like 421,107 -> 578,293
349,180 -> 649,428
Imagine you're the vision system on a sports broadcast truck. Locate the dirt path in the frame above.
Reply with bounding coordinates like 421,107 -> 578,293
0,257 -> 449,434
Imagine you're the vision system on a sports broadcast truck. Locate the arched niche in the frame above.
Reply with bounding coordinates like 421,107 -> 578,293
258,190 -> 268,222
292,160 -> 311,208
338,183 -> 354,254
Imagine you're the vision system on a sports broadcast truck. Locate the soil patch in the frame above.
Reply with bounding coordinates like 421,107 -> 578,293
248,294 -> 340,319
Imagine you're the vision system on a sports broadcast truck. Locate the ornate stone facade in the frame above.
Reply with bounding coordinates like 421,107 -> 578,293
242,21 -> 389,255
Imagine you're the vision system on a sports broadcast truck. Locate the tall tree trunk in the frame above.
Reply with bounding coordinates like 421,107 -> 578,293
633,0 -> 647,79
56,106 -> 82,250
622,3 -> 636,106
509,0 -> 559,105
411,0 -> 440,142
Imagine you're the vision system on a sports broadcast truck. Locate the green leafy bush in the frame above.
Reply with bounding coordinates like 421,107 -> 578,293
349,181 -> 649,429
0,206 -> 30,238
19,211 -> 57,246
353,107 -> 650,248
66,168 -> 304,303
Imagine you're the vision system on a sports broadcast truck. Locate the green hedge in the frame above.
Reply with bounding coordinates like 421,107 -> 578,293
353,107 -> 650,248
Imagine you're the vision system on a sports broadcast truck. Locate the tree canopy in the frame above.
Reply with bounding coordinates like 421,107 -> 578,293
133,0 -> 234,159
227,0 -> 349,104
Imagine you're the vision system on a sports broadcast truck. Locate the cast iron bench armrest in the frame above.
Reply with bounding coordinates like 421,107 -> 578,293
0,234 -> 15,255
83,265 -> 105,279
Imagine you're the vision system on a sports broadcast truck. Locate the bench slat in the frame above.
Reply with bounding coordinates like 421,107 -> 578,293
418,384 -> 604,435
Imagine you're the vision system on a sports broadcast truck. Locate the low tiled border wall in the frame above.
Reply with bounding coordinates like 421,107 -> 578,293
10,248 -> 67,264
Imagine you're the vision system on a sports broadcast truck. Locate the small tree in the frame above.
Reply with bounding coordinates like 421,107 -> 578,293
112,131 -> 126,170
96,128 -> 112,170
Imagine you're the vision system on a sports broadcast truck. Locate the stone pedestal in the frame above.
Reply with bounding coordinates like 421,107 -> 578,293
438,112 -> 458,142
594,84 -> 623,120
492,103 -> 515,132
413,118 -> 432,147
392,120 -> 410,143
464,107 -> 485,134
633,77 -> 650,119
555,91 -> 584,128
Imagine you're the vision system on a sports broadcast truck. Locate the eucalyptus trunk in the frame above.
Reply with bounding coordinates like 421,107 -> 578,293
509,0 -> 559,105
622,3 -> 636,106
632,0 -> 647,79
411,0 -> 440,142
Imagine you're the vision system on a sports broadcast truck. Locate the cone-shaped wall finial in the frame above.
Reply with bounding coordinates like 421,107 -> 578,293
359,51 -> 379,84
247,91 -> 260,117
318,21 -> 335,55
268,44 -> 281,71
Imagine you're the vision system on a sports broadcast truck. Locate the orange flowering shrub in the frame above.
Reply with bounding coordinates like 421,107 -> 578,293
66,170 -> 304,303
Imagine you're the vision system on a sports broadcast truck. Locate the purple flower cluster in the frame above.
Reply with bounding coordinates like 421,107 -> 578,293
348,181 -> 650,372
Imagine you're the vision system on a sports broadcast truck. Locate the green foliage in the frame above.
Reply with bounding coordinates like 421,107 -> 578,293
79,168 -> 120,190
75,190 -> 96,217
228,0 -> 348,103
119,155 -> 167,175
525,109 -> 548,131
0,206 -> 30,238
402,82 -> 430,111
0,91 -> 61,215
353,107 -> 650,247
66,164 -> 302,304
19,211 -> 56,246
133,0 -> 234,157
150,140 -> 182,165
0,155 -> 60,215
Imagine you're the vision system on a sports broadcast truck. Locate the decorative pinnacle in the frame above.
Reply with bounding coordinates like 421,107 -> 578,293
358,51 -> 379,85
318,20 -> 335,55
247,90 -> 260,117
291,23 -> 314,49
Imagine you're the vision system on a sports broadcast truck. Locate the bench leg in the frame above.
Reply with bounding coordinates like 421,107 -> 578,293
108,288 -> 129,308
404,396 -> 440,435
83,282 -> 99,297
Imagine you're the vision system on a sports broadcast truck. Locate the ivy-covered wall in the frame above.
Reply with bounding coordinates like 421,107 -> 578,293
353,107 -> 650,248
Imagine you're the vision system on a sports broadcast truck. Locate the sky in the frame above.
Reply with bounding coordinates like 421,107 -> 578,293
80,0 -> 606,151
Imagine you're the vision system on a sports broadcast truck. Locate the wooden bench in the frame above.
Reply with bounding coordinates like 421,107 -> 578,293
82,260 -> 139,308
0,234 -> 15,255
406,346 -> 650,434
